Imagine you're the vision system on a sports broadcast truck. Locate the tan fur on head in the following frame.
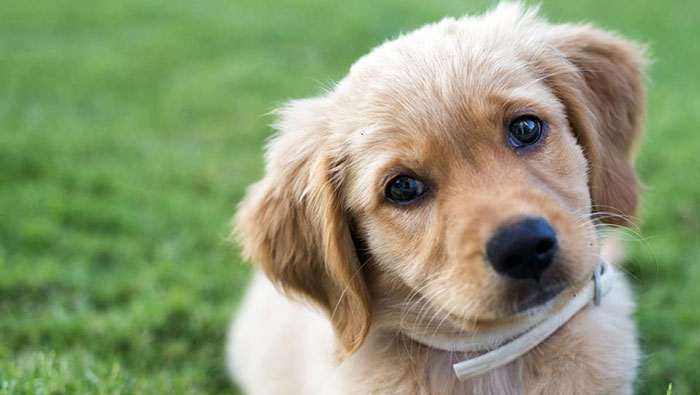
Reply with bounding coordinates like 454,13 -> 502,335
230,3 -> 647,393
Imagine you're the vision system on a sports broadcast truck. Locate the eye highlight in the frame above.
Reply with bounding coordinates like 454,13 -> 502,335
385,175 -> 427,204
507,115 -> 543,147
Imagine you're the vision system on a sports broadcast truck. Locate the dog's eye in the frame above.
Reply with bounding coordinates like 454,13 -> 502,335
385,176 -> 426,204
508,116 -> 543,147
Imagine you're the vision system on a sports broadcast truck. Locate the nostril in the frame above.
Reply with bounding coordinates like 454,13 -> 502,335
535,238 -> 555,255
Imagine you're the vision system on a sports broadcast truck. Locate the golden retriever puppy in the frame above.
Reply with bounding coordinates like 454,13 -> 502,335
228,3 -> 646,394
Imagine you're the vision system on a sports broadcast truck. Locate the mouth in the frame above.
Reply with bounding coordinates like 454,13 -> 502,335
508,280 -> 571,314
397,261 -> 602,353
443,274 -> 586,335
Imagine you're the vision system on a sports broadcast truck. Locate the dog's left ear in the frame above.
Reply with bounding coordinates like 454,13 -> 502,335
542,24 -> 647,226
234,97 -> 371,358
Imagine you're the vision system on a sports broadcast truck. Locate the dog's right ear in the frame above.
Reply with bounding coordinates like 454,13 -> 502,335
234,97 -> 371,357
540,24 -> 647,227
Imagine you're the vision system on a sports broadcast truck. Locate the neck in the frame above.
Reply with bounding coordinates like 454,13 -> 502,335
367,334 -> 526,394
346,261 -> 632,394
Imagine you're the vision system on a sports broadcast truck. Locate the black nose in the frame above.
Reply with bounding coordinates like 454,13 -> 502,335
486,217 -> 558,281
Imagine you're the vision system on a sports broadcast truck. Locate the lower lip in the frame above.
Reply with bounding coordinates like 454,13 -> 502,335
513,283 -> 568,314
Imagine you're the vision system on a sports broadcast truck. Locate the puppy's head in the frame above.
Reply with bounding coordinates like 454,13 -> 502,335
235,3 -> 646,357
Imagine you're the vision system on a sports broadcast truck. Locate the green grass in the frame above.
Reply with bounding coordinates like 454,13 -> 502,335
1,0 -> 698,393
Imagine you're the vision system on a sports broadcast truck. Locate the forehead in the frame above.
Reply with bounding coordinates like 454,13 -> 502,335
327,16 -> 568,208
340,24 -> 562,137
330,16 -> 562,147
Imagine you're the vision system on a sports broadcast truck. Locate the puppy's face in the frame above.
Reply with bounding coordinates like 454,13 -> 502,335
236,4 -> 645,355
338,56 -> 594,326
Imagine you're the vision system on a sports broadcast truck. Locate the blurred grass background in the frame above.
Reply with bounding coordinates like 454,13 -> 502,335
1,0 -> 698,393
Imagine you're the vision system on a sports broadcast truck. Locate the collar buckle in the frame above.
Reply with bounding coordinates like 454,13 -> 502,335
593,259 -> 605,306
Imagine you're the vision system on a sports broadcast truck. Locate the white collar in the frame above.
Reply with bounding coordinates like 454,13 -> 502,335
404,259 -> 613,381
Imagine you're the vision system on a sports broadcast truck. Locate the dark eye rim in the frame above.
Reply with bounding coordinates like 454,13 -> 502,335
504,113 -> 548,150
383,173 -> 431,206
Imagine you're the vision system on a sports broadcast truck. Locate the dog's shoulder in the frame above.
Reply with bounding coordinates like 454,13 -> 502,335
228,272 -> 344,395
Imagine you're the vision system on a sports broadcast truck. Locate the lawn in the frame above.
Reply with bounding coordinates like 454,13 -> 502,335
1,0 -> 698,393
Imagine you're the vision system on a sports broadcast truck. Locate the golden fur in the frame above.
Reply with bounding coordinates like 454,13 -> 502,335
229,3 -> 646,394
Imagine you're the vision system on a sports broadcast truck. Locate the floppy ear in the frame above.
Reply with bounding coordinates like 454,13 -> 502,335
542,25 -> 647,226
234,97 -> 370,357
